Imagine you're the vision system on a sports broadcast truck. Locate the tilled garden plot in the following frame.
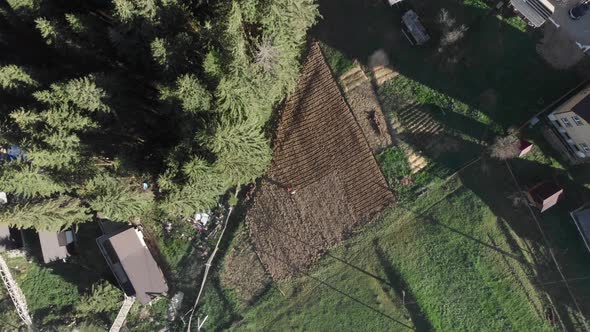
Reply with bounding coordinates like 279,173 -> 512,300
247,42 -> 395,279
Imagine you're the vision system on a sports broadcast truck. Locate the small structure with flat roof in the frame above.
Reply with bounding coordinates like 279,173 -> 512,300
38,231 -> 75,264
526,181 -> 564,212
572,207 -> 590,254
97,227 -> 168,305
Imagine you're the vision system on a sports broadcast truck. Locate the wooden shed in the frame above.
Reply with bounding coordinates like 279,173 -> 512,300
526,182 -> 564,212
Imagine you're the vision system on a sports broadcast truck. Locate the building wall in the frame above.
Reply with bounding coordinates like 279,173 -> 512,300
549,110 -> 590,158
548,86 -> 590,159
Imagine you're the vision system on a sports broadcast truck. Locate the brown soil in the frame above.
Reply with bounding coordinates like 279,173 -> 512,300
220,229 -> 270,304
247,42 -> 395,279
345,73 -> 394,152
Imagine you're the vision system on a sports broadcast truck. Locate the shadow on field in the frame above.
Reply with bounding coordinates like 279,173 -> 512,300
257,245 -> 416,330
401,132 -> 484,176
373,240 -> 434,332
313,0 -> 586,129
457,156 -> 590,330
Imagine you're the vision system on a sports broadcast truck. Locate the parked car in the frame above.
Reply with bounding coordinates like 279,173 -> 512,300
570,1 -> 589,20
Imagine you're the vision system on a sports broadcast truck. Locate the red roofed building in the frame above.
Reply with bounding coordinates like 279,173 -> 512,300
526,182 -> 564,212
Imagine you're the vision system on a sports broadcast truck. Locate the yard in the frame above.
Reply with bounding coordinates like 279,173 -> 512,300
0,222 -> 123,330
205,0 -> 590,331
224,162 -> 559,331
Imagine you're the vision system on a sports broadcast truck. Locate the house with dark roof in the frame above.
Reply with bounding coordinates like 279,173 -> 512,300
571,207 -> 590,254
96,227 -> 168,304
39,230 -> 75,264
526,181 -> 564,212
548,85 -> 590,163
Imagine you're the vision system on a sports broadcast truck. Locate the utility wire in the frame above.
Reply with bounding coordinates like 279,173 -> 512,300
505,160 -> 589,332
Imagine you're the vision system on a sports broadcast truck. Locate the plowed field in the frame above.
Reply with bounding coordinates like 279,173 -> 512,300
247,42 -> 395,279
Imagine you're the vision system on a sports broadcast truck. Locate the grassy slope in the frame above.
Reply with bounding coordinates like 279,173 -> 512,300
233,167 -> 553,331
213,0 -> 590,330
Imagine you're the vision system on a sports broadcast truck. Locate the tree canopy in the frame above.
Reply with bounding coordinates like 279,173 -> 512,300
0,0 -> 319,231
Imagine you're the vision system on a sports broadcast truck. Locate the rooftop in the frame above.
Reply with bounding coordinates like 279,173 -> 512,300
528,181 -> 564,212
98,228 -> 168,305
38,231 -> 69,264
572,208 -> 590,253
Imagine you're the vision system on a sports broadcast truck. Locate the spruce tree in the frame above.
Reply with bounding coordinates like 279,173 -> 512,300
0,65 -> 38,92
0,196 -> 89,231
80,173 -> 153,223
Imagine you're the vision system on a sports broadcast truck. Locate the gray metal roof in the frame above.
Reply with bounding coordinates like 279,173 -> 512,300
105,228 -> 168,304
38,231 -> 69,263
510,0 -> 552,28
573,209 -> 590,254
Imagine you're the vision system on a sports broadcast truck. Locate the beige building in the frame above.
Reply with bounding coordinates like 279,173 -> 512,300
548,85 -> 590,161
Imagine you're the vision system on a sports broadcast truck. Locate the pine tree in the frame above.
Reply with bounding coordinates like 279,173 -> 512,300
0,65 -> 38,92
80,173 -> 153,223
0,163 -> 66,199
75,282 -> 122,317
151,37 -> 170,69
174,74 -> 211,113
202,119 -> 272,185
5,0 -> 40,18
0,196 -> 89,231
34,17 -> 60,45
160,171 -> 227,218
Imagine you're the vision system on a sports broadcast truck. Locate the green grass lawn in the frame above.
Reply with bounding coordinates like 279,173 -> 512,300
227,165 -> 556,331
204,0 -> 590,331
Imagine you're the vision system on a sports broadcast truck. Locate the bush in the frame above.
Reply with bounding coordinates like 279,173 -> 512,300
490,135 -> 520,160
377,147 -> 436,204
20,264 -> 78,324
76,281 -> 122,317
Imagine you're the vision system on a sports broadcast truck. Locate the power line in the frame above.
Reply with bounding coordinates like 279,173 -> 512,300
505,160 -> 589,332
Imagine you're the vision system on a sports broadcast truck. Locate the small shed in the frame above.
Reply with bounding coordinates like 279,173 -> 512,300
97,227 -> 168,304
526,182 -> 564,212
518,140 -> 533,157
572,208 -> 590,254
39,231 -> 75,263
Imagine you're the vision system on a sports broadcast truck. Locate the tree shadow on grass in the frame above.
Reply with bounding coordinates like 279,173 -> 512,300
373,239 -> 434,332
313,0 -> 586,130
458,156 -> 590,330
